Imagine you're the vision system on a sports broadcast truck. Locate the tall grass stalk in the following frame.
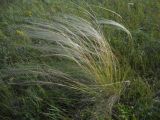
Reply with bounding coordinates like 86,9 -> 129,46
15,12 -> 131,119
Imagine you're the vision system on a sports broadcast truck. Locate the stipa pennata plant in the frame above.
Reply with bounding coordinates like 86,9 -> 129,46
11,11 -> 131,119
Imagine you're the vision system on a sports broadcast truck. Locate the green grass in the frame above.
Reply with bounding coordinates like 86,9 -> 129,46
0,0 -> 160,120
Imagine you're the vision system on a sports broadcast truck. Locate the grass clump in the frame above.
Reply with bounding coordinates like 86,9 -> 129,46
0,0 -> 160,120
20,11 -> 130,119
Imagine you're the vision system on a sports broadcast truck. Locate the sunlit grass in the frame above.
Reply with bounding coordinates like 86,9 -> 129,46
15,11 -> 131,118
0,0 -> 160,119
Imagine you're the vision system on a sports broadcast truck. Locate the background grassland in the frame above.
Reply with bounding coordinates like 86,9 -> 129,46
0,0 -> 160,120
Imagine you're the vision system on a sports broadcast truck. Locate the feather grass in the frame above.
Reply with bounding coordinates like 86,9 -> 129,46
14,12 -> 131,118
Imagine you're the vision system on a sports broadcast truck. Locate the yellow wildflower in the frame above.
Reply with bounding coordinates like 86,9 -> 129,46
25,11 -> 32,17
16,30 -> 25,36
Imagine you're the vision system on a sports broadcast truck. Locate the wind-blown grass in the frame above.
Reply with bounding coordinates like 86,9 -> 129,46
12,12 -> 131,119
1,0 -> 159,119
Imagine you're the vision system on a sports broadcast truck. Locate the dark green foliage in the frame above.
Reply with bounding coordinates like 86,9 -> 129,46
0,0 -> 160,119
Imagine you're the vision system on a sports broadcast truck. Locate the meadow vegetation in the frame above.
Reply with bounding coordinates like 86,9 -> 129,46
0,0 -> 160,120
